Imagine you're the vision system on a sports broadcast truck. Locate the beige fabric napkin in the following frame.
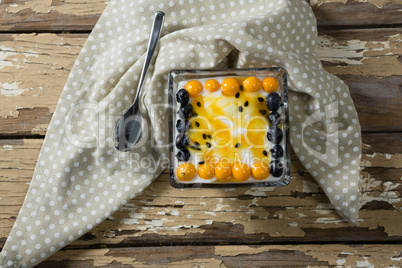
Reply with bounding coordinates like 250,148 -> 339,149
0,0 -> 361,267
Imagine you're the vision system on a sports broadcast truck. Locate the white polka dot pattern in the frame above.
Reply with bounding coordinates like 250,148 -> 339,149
0,0 -> 361,267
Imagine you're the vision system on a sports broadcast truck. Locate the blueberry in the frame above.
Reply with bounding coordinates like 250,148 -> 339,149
176,119 -> 189,134
266,92 -> 281,112
176,88 -> 189,105
271,145 -> 284,158
175,134 -> 189,149
267,126 -> 283,144
178,103 -> 193,118
176,149 -> 191,161
270,160 -> 283,177
268,111 -> 281,126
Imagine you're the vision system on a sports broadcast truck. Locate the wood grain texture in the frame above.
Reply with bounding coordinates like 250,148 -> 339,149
1,134 -> 401,248
1,29 -> 401,135
0,0 -> 105,32
35,244 -> 402,267
0,0 -> 401,266
310,0 -> 402,27
1,0 -> 401,32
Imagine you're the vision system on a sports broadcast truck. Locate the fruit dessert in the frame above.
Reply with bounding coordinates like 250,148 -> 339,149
170,69 -> 288,187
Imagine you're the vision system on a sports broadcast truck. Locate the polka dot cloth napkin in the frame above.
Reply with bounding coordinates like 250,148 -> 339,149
0,0 -> 361,267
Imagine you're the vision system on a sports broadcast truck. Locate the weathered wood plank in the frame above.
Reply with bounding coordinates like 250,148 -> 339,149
36,244 -> 402,267
0,33 -> 83,122
340,75 -> 402,133
0,0 -> 105,32
0,0 -> 401,32
1,133 -> 401,247
310,0 -> 402,27
1,29 -> 401,135
317,28 -> 402,78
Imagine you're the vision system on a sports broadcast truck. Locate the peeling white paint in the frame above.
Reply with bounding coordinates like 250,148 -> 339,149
336,258 -> 346,265
314,217 -> 347,224
361,176 -> 401,208
341,251 -> 353,255
297,213 -> 308,218
1,145 -> 13,151
23,49 -> 39,58
313,209 -> 333,215
171,210 -> 180,216
389,33 -> 401,39
0,46 -> 16,70
316,36 -> 367,65
6,0 -> 53,14
122,215 -> 199,233
356,258 -> 375,268
310,0 -> 393,8
215,198 -> 229,212
384,153 -> 392,160
1,82 -> 28,96
224,188 -> 235,192
370,41 -> 391,51
245,209 -> 255,214
123,211 -> 145,225
289,222 -> 298,228
245,189 -> 267,196
121,218 -> 139,225
310,0 -> 347,7
356,0 -> 391,8
384,181 -> 401,192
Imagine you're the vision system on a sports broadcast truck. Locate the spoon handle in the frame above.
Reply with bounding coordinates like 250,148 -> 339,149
133,11 -> 165,107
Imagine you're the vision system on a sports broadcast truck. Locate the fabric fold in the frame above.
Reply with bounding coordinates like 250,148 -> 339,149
1,0 -> 361,267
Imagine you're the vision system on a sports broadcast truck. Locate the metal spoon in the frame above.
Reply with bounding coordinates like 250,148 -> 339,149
114,11 -> 165,151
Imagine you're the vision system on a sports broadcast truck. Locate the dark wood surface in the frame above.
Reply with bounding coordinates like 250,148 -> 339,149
0,0 -> 401,267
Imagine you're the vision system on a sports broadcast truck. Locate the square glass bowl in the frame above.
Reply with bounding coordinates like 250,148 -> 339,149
168,68 -> 290,188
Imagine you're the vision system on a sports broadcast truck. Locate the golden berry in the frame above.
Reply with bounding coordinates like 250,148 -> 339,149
232,162 -> 251,182
251,162 -> 270,180
185,80 -> 203,97
221,78 -> 240,96
215,161 -> 232,181
243,76 -> 262,92
176,163 -> 196,181
262,77 -> 279,93
198,162 -> 215,180
204,79 -> 220,93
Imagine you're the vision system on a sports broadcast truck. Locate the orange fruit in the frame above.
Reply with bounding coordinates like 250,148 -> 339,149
243,76 -> 262,92
204,79 -> 220,93
176,163 -> 196,181
185,80 -> 203,97
215,160 -> 232,181
262,77 -> 279,93
232,162 -> 251,182
198,162 -> 215,180
221,78 -> 240,96
251,162 -> 270,180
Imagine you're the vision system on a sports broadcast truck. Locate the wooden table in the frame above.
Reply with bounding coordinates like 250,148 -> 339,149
1,0 -> 401,267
